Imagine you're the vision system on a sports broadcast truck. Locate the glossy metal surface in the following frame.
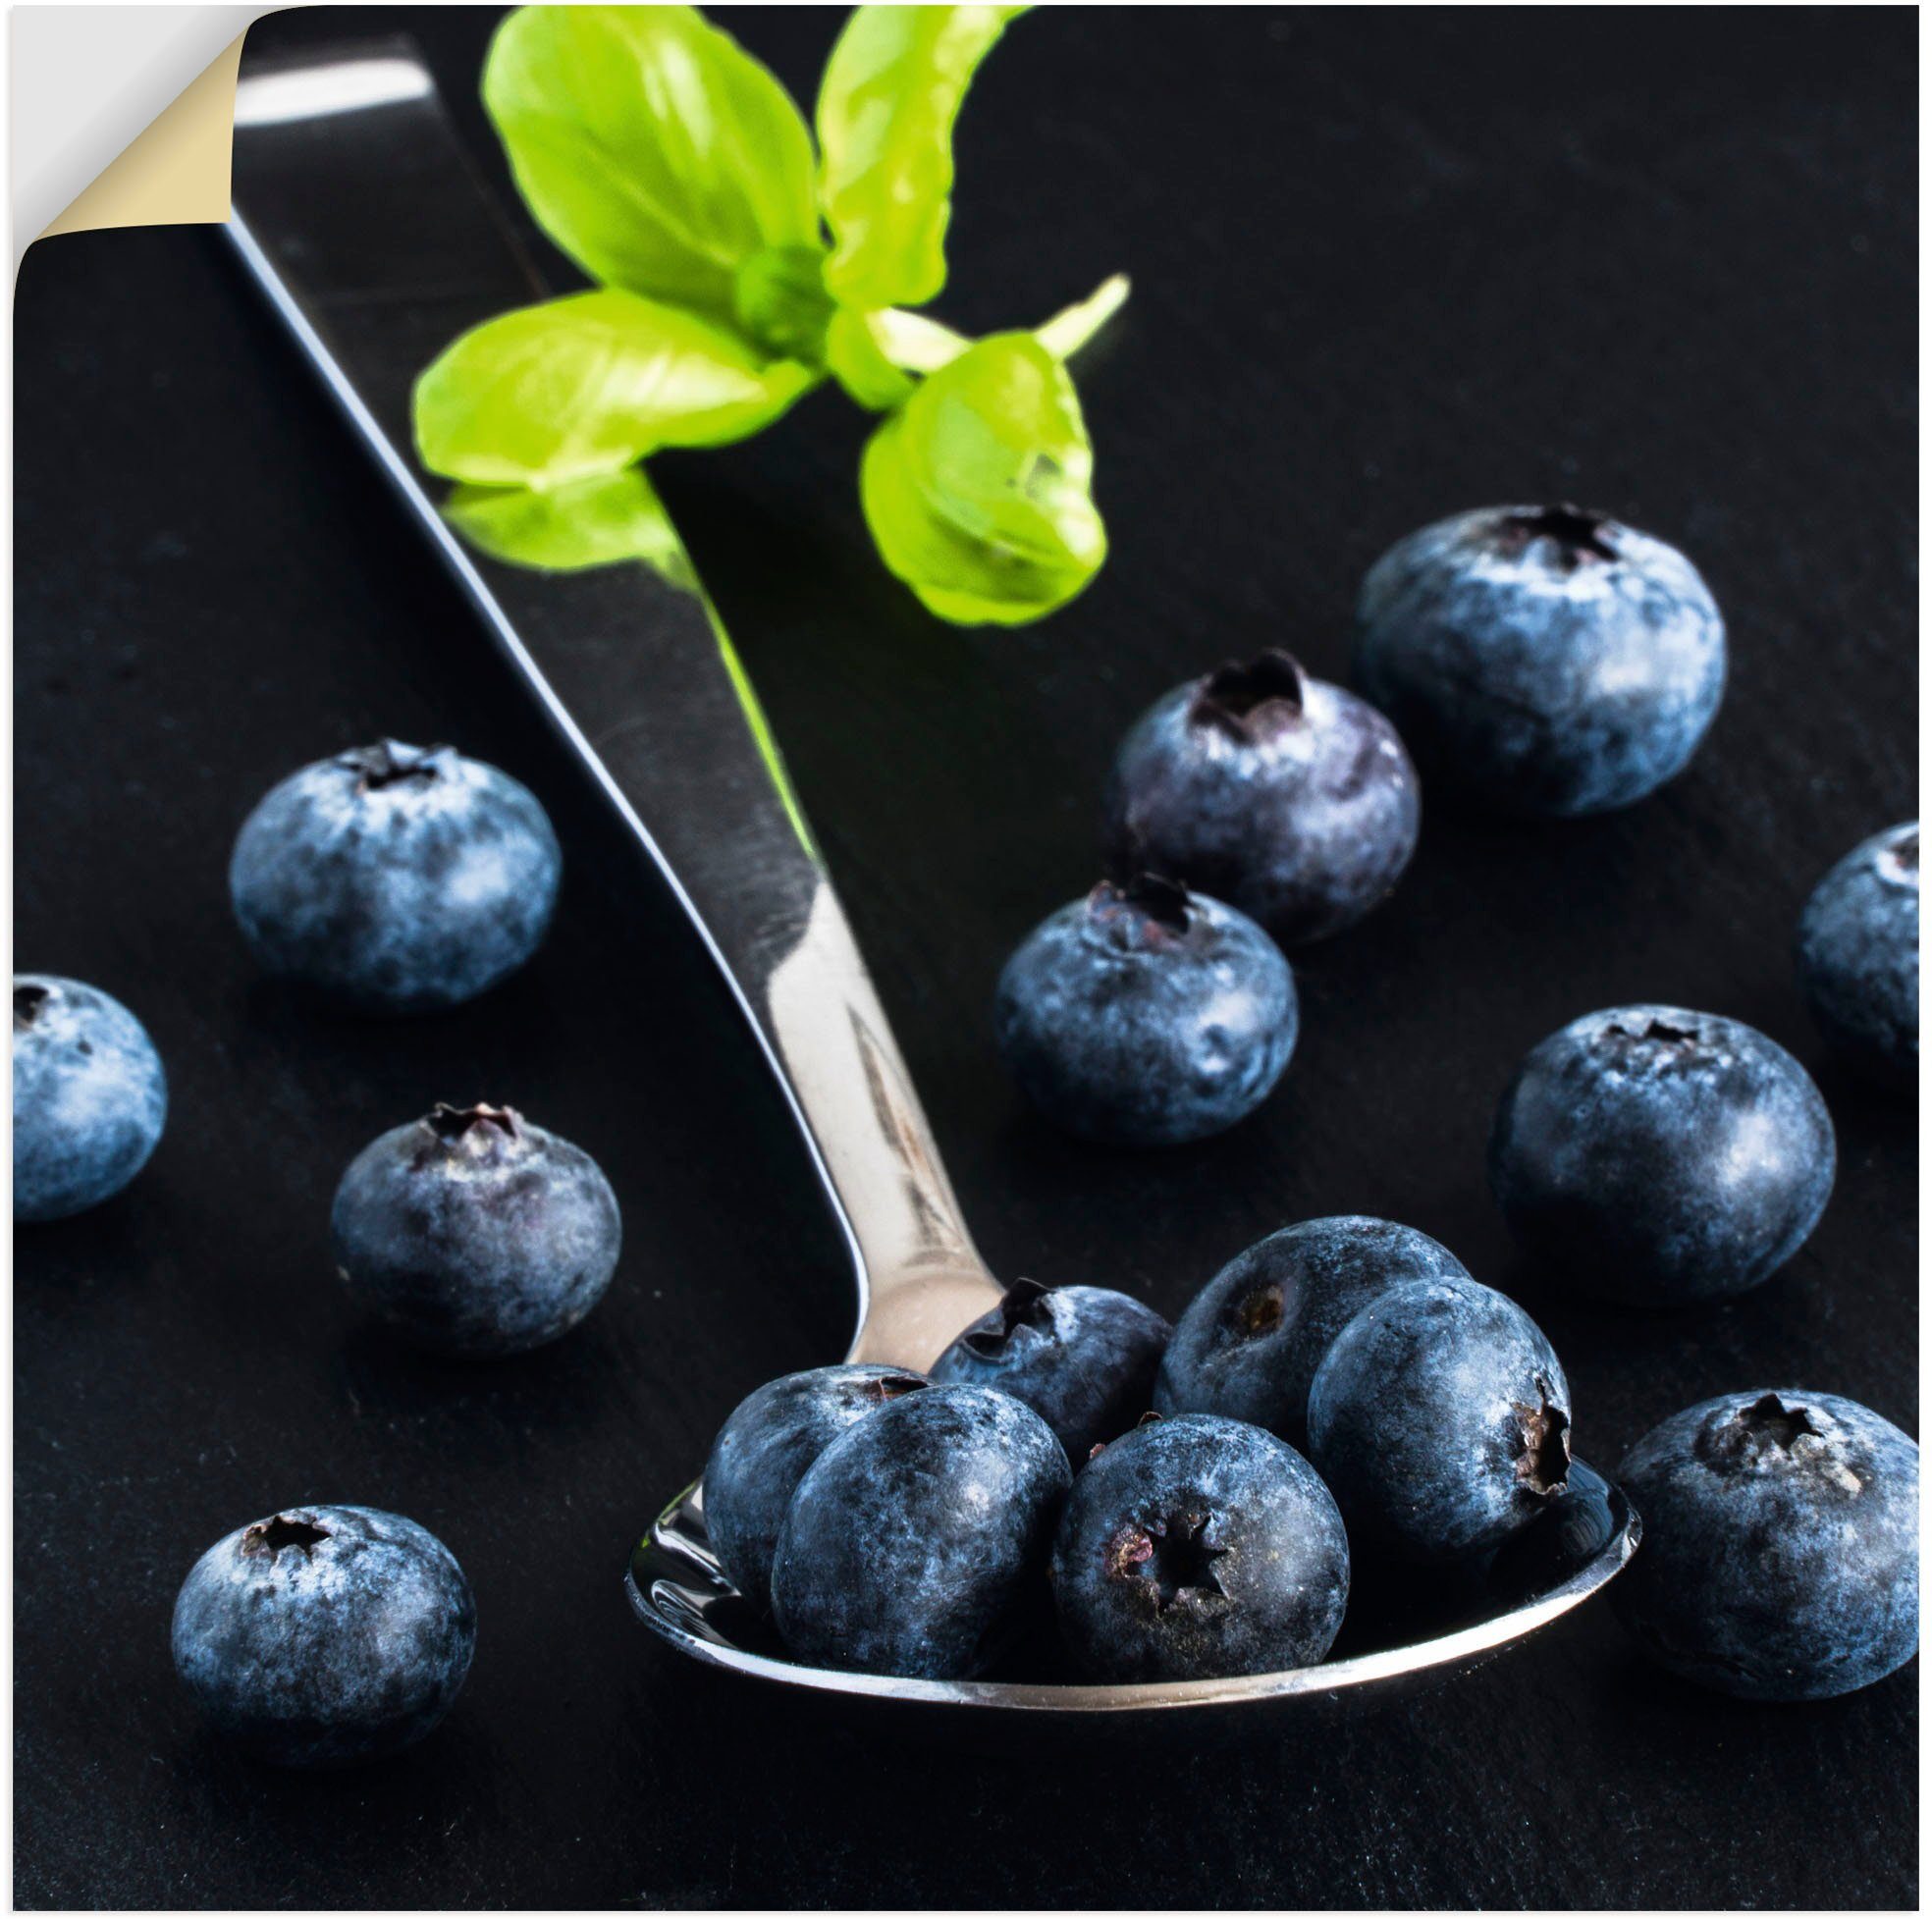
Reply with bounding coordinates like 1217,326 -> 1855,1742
228,36 -> 1637,1724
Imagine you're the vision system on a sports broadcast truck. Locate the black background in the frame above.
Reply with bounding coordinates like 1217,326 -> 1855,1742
14,6 -> 1917,1907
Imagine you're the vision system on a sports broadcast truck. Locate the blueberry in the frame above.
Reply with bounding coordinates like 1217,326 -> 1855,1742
229,739 -> 562,1013
1308,1275 -> 1572,1563
1102,650 -> 1421,945
1796,822 -> 1918,1083
1353,505 -> 1725,816
1613,1390 -> 1918,1700
1048,1413 -> 1349,1680
331,1103 -> 621,1356
12,976 -> 167,1222
703,1364 -> 929,1607
171,1505 -> 476,1766
1488,1004 -> 1834,1307
994,875 -> 1298,1146
930,1280 -> 1171,1460
770,1385 -> 1070,1679
1154,1216 -> 1470,1446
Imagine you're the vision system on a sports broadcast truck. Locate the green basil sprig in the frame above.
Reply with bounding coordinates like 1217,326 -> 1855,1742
412,4 -> 1124,625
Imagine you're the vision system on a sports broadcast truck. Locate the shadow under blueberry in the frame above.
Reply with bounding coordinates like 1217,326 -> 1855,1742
164,1696 -> 510,1844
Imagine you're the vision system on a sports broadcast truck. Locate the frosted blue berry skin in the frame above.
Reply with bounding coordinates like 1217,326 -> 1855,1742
1353,505 -> 1725,817
1308,1275 -> 1573,1564
171,1505 -> 475,1767
1154,1216 -> 1470,1447
994,876 -> 1299,1147
702,1364 -> 929,1608
770,1385 -> 1070,1679
331,1104 -> 620,1357
930,1281 -> 1171,1461
1048,1413 -> 1349,1681
1488,1004 -> 1835,1307
1796,822 -> 1918,1083
1101,652 -> 1421,945
1613,1390 -> 1918,1701
229,739 -> 561,1014
12,976 -> 167,1222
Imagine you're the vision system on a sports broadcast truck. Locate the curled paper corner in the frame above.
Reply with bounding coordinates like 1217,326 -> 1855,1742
36,33 -> 247,247
14,6 -> 277,271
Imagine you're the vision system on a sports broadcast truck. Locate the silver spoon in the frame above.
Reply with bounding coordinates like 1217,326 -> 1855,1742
227,37 -> 1637,1729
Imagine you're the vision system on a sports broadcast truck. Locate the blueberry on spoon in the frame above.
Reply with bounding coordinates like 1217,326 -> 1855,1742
1308,1274 -> 1573,1563
1154,1216 -> 1470,1446
1049,1413 -> 1349,1680
771,1385 -> 1070,1679
703,1364 -> 928,1607
931,1279 -> 1170,1460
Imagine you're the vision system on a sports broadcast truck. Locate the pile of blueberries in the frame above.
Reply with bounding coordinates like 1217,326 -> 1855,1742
703,505 -> 1919,1700
13,503 -> 1918,1763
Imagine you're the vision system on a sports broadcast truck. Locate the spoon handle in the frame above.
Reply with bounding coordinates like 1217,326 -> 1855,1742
227,37 -> 1003,1367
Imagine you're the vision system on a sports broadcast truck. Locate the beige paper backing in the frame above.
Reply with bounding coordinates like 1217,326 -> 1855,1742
38,32 -> 248,244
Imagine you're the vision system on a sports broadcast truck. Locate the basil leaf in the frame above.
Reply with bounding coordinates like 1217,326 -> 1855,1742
859,331 -> 1104,625
413,290 -> 816,486
483,5 -> 819,323
444,468 -> 695,584
816,5 -> 1027,310
825,309 -> 917,410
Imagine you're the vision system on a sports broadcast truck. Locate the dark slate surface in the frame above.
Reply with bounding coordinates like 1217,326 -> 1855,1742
14,6 -> 1916,1907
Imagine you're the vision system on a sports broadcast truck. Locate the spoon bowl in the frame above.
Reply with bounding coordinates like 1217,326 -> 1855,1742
626,1470 -> 1638,1732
